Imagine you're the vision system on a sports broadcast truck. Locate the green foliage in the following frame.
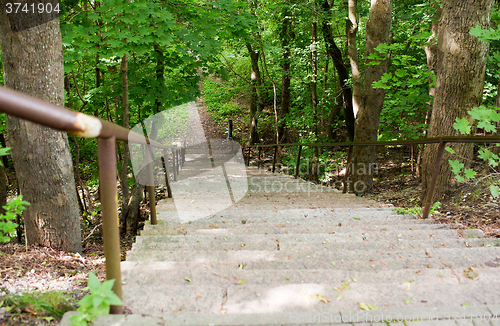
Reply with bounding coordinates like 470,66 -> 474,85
452,118 -> 472,135
69,273 -> 123,326
449,106 -> 500,196
393,202 -> 441,217
0,195 -> 30,243
370,42 -> 434,140
0,290 -> 75,320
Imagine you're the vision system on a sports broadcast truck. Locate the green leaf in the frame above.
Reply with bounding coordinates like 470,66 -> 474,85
452,118 -> 471,134
449,159 -> 464,175
359,302 -> 370,310
445,147 -> 456,154
464,168 -> 476,179
88,272 -> 100,290
490,185 -> 500,197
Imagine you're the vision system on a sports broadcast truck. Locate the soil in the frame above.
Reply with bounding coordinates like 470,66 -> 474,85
1,102 -> 499,325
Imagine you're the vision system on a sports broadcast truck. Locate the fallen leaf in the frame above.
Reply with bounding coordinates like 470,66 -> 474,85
464,267 -> 478,280
405,298 -> 413,304
195,294 -> 201,300
277,224 -> 286,228
185,278 -> 192,283
235,279 -> 246,285
368,304 -> 378,310
238,263 -> 243,270
173,306 -> 185,314
359,302 -> 370,310
177,227 -> 184,231
23,308 -> 36,315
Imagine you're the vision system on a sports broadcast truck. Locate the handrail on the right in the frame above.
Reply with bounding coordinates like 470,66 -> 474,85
245,135 -> 500,219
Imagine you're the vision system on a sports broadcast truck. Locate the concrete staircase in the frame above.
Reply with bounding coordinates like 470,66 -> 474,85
62,165 -> 500,326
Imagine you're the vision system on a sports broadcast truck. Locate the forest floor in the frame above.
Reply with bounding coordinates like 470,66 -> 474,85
1,100 -> 499,325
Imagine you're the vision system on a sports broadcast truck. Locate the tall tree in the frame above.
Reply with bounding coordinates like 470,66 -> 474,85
421,0 -> 494,202
0,10 -> 82,252
350,0 -> 392,193
246,43 -> 261,145
321,0 -> 355,141
278,8 -> 293,143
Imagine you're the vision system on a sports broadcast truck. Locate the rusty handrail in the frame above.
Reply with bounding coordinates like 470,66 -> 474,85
0,86 -> 186,314
247,135 -> 500,219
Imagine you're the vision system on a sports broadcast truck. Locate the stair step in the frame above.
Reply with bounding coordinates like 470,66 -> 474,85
121,262 -> 500,287
140,222 -> 447,236
133,229 -> 484,245
125,247 -> 500,272
120,281 -> 500,316
130,237 -> 499,252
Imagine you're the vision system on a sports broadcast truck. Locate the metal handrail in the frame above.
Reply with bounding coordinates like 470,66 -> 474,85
0,86 -> 184,314
246,136 -> 500,220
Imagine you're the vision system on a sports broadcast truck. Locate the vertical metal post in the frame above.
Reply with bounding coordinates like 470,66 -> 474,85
343,145 -> 353,194
422,142 -> 447,219
246,147 -> 251,166
172,149 -> 177,181
162,149 -> 172,198
228,119 -> 233,139
272,146 -> 278,173
97,137 -> 123,314
175,149 -> 181,174
258,147 -> 261,169
295,145 -> 302,179
145,145 -> 157,225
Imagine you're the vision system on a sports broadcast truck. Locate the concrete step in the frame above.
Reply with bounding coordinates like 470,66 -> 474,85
125,247 -> 500,271
133,229 -> 485,245
119,280 -> 500,316
140,221 -> 448,236
121,262 -> 500,287
130,237 -> 499,253
60,305 -> 500,326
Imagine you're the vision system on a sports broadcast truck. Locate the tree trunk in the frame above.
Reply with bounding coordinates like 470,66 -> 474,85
246,43 -> 260,145
421,0 -> 493,203
350,0 -> 392,194
347,0 -> 361,119
311,19 -> 319,182
279,10 -> 293,143
321,0 -> 355,141
0,15 -> 82,252
126,183 -> 144,236
120,54 -> 130,235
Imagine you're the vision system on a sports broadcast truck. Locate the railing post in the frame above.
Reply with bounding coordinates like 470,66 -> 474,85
422,142 -> 447,219
343,145 -> 353,194
272,146 -> 278,173
258,147 -> 261,169
97,136 -> 123,314
162,149 -> 173,198
145,146 -> 157,225
295,145 -> 302,179
172,148 -> 177,181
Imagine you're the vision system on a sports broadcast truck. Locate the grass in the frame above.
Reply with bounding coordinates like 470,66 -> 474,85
0,290 -> 76,322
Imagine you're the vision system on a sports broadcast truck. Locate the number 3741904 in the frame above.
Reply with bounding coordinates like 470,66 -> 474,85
5,2 -> 60,14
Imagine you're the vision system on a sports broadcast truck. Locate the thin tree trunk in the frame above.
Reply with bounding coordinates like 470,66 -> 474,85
347,0 -> 361,118
321,0 -> 355,141
350,0 -> 392,194
246,43 -> 260,145
311,19 -> 319,182
0,14 -> 82,252
421,0 -> 493,203
279,10 -> 293,143
120,54 -> 130,235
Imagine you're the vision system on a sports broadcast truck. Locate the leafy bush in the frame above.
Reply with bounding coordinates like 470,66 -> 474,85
447,105 -> 500,197
69,272 -> 123,326
0,196 -> 30,243
393,202 -> 441,218
0,290 -> 75,322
